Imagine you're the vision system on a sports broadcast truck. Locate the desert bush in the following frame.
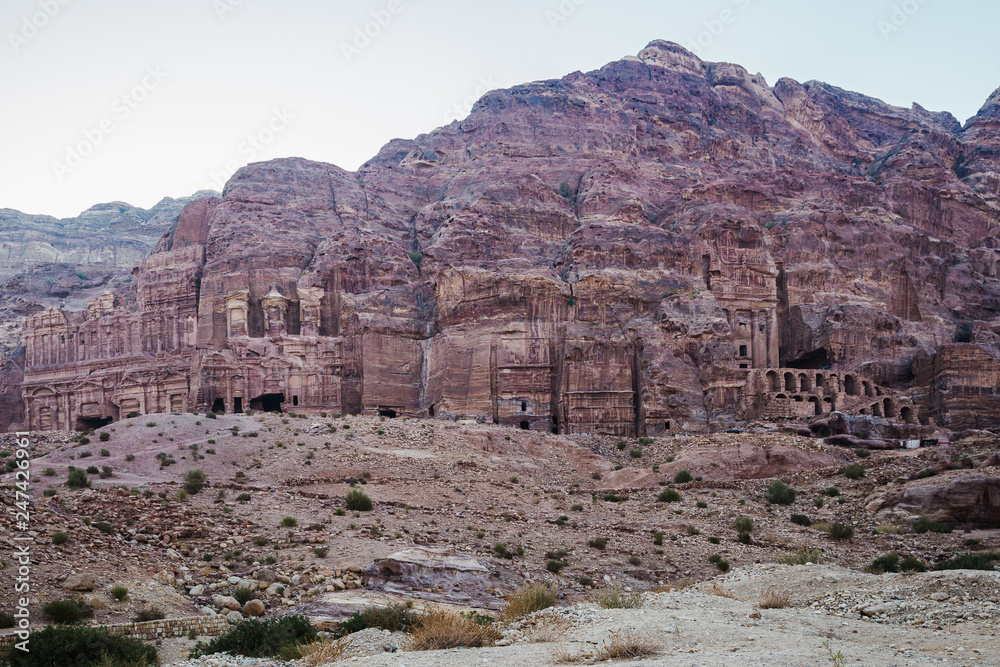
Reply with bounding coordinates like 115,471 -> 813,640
708,554 -> 730,572
110,585 -> 129,601
652,530 -> 664,545
94,520 -> 113,535
99,432 -> 110,442
707,536 -> 721,544
732,516 -> 753,533
629,448 -> 643,459
66,467 -> 90,490
657,489 -> 681,503
674,470 -> 693,483
501,583 -> 557,620
602,492 -> 623,503
335,602 -> 419,637
696,500 -> 708,508
493,542 -> 514,559
588,537 -> 609,550
766,480 -> 796,505
190,615 -> 316,658
313,547 -> 329,558
779,547 -> 823,565
294,635 -> 350,666
853,448 -> 871,458
133,607 -> 165,622
183,468 -> 207,495
932,552 -> 999,571
737,531 -> 752,544
867,552 -> 900,574
237,493 -> 252,503
51,531 -> 69,545
43,467 -> 56,476
758,589 -> 790,609
594,583 -> 644,609
615,440 -> 626,450
280,516 -> 298,528
843,464 -> 866,480
545,559 -> 565,573
42,598 -> 92,624
790,514 -> 812,527
824,486 -> 840,497
826,522 -> 854,540
6,624 -> 156,667
404,609 -> 501,651
233,586 -> 253,605
345,488 -> 373,511
86,465 -> 100,474
43,488 -> 57,497
899,556 -> 927,572
911,516 -> 952,534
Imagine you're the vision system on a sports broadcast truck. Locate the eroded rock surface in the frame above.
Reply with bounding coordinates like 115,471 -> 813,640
12,41 -> 1000,435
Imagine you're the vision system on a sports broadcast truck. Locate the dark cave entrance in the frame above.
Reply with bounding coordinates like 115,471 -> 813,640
76,416 -> 112,432
378,408 -> 398,419
249,393 -> 284,413
233,397 -> 243,413
211,398 -> 225,414
519,421 -> 530,430
786,347 -> 832,369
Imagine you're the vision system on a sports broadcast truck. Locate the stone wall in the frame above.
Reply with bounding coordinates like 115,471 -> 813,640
0,614 -> 230,650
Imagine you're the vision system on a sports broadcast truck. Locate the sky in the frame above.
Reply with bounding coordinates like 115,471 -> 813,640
2,0 -> 998,219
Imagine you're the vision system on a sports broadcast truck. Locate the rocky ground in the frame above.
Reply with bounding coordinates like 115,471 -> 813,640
1,411 -> 998,664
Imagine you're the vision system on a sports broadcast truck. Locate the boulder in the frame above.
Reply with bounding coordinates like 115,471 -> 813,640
242,600 -> 266,617
226,610 -> 243,623
213,595 -> 242,611
61,573 -> 96,591
364,546 -> 504,607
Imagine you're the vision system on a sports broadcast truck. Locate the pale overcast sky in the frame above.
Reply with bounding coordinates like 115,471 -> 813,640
3,0 -> 998,218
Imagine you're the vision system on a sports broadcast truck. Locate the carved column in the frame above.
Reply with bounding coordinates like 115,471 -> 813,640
261,284 -> 289,337
225,290 -> 251,338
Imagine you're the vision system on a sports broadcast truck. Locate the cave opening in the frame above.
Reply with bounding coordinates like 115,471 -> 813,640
76,416 -> 112,432
249,393 -> 285,413
233,397 -> 243,413
211,398 -> 225,414
428,405 -> 435,417
379,408 -> 398,418
786,347 -> 832,369
519,421 -> 530,430
292,395 -> 299,406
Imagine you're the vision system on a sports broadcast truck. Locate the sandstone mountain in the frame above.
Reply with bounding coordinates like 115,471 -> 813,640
0,194 -> 214,430
11,41 -> 1000,436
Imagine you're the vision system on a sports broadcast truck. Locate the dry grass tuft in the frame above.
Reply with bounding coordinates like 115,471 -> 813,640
593,583 -> 645,609
523,618 -> 571,643
758,588 -> 791,609
703,581 -> 738,599
594,629 -> 661,661
549,644 -> 584,664
298,635 -> 351,665
500,582 -> 557,621
404,609 -> 502,651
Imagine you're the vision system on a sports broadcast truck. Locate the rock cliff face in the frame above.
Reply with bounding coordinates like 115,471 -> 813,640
14,41 -> 1000,435
0,195 -> 214,431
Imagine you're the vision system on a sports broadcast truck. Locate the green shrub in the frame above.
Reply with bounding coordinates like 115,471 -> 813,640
629,448 -> 643,459
190,615 -> 316,658
657,489 -> 681,503
827,522 -> 854,539
899,556 -> 927,572
232,586 -> 253,605
41,598 -> 92,624
853,448 -> 870,458
708,536 -> 721,544
237,493 -> 252,503
99,432 -> 110,442
335,603 -> 420,638
6,624 -> 156,666
932,552 -> 999,571
66,468 -> 90,490
588,537 -> 609,550
205,412 -> 217,419
345,488 -> 373,511
94,521 -> 113,535
86,466 -> 99,475
790,514 -> 812,527
867,552 -> 899,574
912,516 -> 952,534
615,441 -> 626,451
280,516 -> 298,528
696,500 -> 708,508
602,492 -> 623,503
43,488 -> 57,497
545,559 -> 566,573
43,467 -> 56,476
313,546 -> 329,558
184,468 -> 207,495
593,583 -> 645,609
824,486 -> 840,497
766,480 -> 796,505
732,516 -> 754,533
737,531 -> 752,544
100,466 -> 113,479
843,464 -> 866,480
133,607 -> 165,622
126,411 -> 140,418
111,585 -> 129,601
51,531 -> 69,545
674,470 -> 693,483
652,531 -> 664,545
708,554 -> 730,572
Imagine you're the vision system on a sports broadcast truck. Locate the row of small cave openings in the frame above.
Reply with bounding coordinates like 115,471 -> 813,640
766,370 -> 882,397
773,392 -> 920,424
